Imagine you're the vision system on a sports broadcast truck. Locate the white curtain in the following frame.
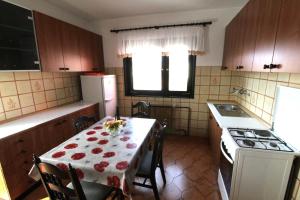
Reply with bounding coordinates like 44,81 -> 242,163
117,26 -> 208,56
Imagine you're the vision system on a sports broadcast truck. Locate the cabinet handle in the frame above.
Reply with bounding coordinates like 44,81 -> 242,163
221,66 -> 228,70
54,122 -> 61,126
236,66 -> 243,70
65,67 -> 70,71
263,64 -> 270,69
59,67 -> 65,71
270,64 -> 280,69
20,150 -> 27,154
17,139 -> 24,143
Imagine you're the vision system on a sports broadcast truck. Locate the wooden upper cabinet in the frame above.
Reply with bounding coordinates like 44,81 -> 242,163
272,0 -> 300,73
240,0 -> 260,71
60,22 -> 82,72
252,0 -> 282,72
91,34 -> 105,71
79,30 -> 94,71
34,11 -> 104,72
33,11 -> 64,72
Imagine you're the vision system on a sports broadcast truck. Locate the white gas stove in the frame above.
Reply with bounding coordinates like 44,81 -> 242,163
218,86 -> 300,200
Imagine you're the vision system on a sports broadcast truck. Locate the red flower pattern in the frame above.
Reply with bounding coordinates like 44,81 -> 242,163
116,161 -> 129,170
101,132 -> 109,136
107,175 -> 120,188
126,143 -> 137,149
52,151 -> 65,158
71,153 -> 86,160
93,126 -> 103,130
56,163 -> 68,171
76,168 -> 84,179
98,139 -> 109,145
120,136 -> 130,142
91,147 -> 103,154
64,143 -> 78,149
87,137 -> 98,141
103,152 -> 115,158
94,161 -> 109,173
86,131 -> 96,135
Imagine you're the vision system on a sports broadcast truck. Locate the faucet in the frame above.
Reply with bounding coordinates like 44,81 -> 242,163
231,87 -> 250,96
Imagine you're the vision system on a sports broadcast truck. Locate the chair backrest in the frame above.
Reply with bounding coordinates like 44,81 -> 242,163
151,124 -> 166,173
74,116 -> 97,133
33,155 -> 86,200
131,101 -> 151,118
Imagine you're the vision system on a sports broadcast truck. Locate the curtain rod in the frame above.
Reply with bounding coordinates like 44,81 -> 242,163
110,21 -> 212,33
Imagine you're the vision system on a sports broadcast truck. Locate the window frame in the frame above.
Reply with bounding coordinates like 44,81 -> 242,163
123,55 -> 196,98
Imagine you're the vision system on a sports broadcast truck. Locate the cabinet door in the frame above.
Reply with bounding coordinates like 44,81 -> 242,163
33,11 -> 65,72
79,30 -> 94,71
240,0 -> 260,71
272,0 -> 300,73
91,34 -> 105,72
208,112 -> 221,166
232,11 -> 246,71
222,23 -> 233,69
252,0 -> 282,72
60,22 -> 82,72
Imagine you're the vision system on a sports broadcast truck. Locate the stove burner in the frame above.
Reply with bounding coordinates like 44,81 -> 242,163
243,139 -> 255,147
270,142 -> 278,148
236,130 -> 245,135
254,130 -> 271,137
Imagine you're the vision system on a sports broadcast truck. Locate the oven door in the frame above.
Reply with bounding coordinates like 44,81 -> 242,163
220,140 -> 234,197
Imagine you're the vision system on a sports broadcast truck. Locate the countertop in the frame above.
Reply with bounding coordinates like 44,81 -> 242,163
207,100 -> 269,130
0,102 -> 97,140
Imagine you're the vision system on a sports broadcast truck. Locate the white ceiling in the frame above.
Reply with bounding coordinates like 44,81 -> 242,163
45,0 -> 248,21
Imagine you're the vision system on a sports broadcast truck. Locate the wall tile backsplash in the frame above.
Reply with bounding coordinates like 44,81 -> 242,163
106,66 -> 233,137
231,71 -> 300,125
0,72 -> 81,122
107,66 -> 300,137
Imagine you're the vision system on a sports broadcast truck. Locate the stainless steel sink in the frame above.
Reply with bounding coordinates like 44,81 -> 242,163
214,104 -> 250,117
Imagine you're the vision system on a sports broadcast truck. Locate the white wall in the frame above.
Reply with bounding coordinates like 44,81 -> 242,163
90,7 -> 241,68
4,0 -> 92,31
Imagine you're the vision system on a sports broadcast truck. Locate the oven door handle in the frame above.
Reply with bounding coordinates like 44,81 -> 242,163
220,141 -> 234,164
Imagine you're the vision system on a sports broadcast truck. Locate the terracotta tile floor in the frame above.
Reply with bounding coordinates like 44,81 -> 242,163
25,135 -> 221,200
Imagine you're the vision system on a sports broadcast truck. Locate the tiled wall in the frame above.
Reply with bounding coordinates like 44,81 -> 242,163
231,71 -> 300,125
106,66 -> 233,137
0,72 -> 81,122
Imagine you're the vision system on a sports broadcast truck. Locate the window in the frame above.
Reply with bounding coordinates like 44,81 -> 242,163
124,49 -> 196,98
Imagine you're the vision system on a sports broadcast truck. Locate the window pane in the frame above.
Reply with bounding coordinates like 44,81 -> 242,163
132,48 -> 162,91
169,47 -> 189,91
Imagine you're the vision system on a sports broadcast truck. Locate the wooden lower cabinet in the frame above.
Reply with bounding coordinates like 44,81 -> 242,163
208,112 -> 222,167
0,103 -> 99,199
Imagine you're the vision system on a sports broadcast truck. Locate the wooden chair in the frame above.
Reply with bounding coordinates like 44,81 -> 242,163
33,155 -> 122,200
131,101 -> 151,118
74,116 -> 97,133
133,124 -> 167,200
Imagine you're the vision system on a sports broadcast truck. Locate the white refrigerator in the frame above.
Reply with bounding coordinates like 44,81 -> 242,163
80,75 -> 117,119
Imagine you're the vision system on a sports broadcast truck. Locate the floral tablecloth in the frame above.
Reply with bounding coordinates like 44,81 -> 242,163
29,117 -> 156,195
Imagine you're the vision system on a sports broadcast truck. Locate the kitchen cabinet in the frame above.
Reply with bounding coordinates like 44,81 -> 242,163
252,0 -> 282,72
272,0 -> 300,73
208,111 -> 222,166
79,30 -> 94,71
222,0 -> 300,72
33,11 -> 65,72
33,11 -> 104,72
60,23 -> 82,72
91,34 -> 105,72
240,0 -> 260,71
0,103 -> 99,199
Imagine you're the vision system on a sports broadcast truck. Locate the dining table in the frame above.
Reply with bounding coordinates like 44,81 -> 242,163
29,116 -> 157,196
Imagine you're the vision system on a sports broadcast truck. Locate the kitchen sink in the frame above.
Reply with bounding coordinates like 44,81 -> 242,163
214,104 -> 250,117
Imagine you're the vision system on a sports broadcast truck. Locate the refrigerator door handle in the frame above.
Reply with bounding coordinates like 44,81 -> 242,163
105,98 -> 113,101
